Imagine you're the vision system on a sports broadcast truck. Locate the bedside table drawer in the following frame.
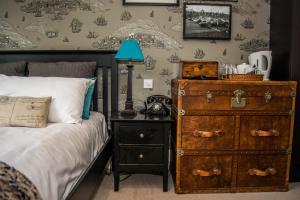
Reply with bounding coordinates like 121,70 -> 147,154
119,124 -> 164,145
119,146 -> 163,164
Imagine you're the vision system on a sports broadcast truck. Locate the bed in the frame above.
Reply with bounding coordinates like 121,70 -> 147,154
0,50 -> 119,200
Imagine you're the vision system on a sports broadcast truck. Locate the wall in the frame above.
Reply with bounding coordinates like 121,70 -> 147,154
0,0 -> 270,110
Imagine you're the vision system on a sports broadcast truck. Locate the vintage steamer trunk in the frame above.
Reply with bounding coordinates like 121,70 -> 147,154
171,80 -> 297,193
179,61 -> 218,80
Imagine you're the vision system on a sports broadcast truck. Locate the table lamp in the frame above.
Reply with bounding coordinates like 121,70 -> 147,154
115,39 -> 144,116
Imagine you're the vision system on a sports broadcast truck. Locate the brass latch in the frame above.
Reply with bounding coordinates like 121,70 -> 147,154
206,91 -> 213,103
178,109 -> 185,116
265,91 -> 272,103
176,149 -> 184,156
178,89 -> 185,96
231,89 -> 246,108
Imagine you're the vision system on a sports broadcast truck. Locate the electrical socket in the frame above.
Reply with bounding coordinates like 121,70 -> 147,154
143,79 -> 153,89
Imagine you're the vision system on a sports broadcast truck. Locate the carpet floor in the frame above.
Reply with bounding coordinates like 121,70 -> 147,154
93,174 -> 300,200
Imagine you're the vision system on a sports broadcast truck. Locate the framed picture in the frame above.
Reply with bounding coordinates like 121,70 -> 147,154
123,0 -> 179,6
201,0 -> 238,2
183,3 -> 232,40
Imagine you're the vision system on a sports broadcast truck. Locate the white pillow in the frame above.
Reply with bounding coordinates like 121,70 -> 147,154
0,75 -> 92,124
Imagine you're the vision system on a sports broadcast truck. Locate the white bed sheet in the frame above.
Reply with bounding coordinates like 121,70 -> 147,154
0,112 -> 108,200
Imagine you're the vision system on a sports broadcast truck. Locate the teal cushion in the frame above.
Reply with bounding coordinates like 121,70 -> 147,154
82,77 -> 96,120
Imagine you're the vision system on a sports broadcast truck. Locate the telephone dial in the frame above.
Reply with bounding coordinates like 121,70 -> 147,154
140,95 -> 172,116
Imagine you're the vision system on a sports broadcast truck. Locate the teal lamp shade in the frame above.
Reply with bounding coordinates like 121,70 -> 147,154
115,40 -> 144,62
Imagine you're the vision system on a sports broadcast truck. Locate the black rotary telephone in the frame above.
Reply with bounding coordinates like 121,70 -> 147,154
140,95 -> 172,116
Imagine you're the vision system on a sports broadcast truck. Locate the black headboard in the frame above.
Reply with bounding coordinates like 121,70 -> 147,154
0,50 -> 119,122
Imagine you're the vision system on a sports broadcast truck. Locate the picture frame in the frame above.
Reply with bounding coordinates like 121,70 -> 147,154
200,0 -> 238,2
183,3 -> 232,40
123,0 -> 179,6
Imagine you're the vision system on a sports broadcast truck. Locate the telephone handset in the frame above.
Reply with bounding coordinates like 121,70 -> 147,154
140,95 -> 172,116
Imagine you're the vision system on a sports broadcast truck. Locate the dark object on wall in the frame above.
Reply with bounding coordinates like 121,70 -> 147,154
171,79 -> 297,193
183,3 -> 232,40
140,95 -> 172,116
179,60 -> 218,80
270,0 -> 300,182
123,0 -> 179,6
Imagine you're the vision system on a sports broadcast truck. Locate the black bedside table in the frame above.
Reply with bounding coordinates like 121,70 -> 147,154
111,112 -> 173,192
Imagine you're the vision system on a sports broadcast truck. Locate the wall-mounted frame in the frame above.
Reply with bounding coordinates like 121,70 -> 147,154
201,0 -> 238,2
183,3 -> 232,40
123,0 -> 179,6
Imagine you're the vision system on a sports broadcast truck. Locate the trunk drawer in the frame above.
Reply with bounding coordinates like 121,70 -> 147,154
119,146 -> 163,164
180,155 -> 233,189
172,80 -> 296,113
237,155 -> 288,188
240,116 -> 291,150
181,116 -> 235,150
119,124 -> 164,145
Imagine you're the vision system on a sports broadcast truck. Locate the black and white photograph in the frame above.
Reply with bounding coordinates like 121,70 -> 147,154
183,3 -> 232,40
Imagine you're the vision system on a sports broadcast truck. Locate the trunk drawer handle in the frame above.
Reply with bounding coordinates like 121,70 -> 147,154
193,130 -> 224,138
248,168 -> 277,176
250,129 -> 280,137
192,168 -> 221,177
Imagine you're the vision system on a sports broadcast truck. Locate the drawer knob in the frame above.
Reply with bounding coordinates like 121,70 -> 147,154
193,130 -> 223,138
139,154 -> 144,159
192,168 -> 221,177
248,168 -> 277,177
139,133 -> 144,138
250,129 -> 280,137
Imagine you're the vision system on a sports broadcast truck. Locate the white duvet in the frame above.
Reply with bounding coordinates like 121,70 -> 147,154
0,112 -> 108,200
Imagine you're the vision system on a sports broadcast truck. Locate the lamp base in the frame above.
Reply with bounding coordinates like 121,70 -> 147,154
121,108 -> 137,116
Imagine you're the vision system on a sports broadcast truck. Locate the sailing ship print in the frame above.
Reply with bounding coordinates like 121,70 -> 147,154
223,49 -> 227,56
94,16 -> 107,26
121,11 -> 132,21
45,31 -> 58,38
136,74 -> 143,79
149,10 -> 154,18
70,18 -> 82,33
234,33 -> 246,41
241,18 -> 254,29
145,55 -> 156,70
86,31 -> 98,39
160,69 -> 173,76
168,53 -> 181,63
34,9 -> 43,17
194,48 -> 205,59
239,38 -> 269,52
63,37 -> 70,42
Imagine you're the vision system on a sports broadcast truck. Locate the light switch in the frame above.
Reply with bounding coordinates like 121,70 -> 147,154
143,79 -> 153,89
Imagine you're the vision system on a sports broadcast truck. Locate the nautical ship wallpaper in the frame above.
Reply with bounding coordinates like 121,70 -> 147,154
0,0 -> 270,110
